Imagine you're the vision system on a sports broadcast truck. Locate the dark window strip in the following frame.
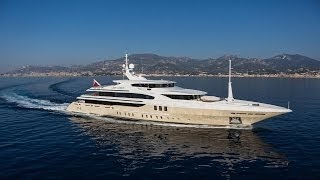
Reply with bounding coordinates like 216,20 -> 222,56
88,92 -> 154,99
163,94 -> 201,100
84,100 -> 145,107
132,83 -> 175,88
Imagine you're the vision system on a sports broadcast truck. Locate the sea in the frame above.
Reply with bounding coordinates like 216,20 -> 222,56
0,76 -> 319,179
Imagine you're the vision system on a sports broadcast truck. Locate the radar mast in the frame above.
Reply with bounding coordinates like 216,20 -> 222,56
122,53 -> 146,80
227,59 -> 234,103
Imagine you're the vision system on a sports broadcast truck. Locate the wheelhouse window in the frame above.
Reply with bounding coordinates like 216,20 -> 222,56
96,92 -> 154,99
164,106 -> 167,111
132,83 -> 174,88
154,106 -> 157,110
163,94 -> 201,100
159,106 -> 162,111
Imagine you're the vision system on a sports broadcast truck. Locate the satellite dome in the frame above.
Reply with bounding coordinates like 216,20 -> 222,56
122,64 -> 125,68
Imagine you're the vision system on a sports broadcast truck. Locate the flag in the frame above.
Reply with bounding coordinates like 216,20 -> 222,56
93,79 -> 101,87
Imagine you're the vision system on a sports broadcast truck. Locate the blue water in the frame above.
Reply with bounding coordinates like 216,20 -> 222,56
0,76 -> 319,179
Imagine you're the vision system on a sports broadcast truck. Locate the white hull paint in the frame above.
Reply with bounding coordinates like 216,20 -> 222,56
67,100 -> 290,127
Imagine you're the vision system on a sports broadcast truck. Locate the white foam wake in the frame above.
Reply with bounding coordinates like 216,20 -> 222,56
1,92 -> 69,112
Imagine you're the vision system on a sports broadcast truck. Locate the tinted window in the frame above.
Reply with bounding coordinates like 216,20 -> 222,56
132,83 -> 175,88
163,94 -> 201,100
98,92 -> 154,99
85,100 -> 145,107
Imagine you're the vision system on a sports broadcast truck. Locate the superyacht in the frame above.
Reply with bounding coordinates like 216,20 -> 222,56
67,54 -> 291,127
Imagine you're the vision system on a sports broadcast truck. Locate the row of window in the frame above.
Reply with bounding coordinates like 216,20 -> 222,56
89,92 -> 154,99
163,94 -> 201,100
154,106 -> 167,111
132,83 -> 175,88
116,111 -> 178,121
230,112 -> 266,116
142,114 -> 179,121
84,100 -> 145,107
142,114 -> 164,119
90,92 -> 201,101
117,111 -> 134,117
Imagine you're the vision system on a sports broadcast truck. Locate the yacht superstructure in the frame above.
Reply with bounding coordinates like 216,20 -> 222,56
67,54 -> 291,127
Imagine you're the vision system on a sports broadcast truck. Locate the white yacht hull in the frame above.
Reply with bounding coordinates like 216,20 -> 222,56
66,54 -> 291,128
66,101 -> 289,127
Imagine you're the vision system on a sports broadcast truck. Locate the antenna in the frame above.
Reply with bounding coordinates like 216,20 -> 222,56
227,59 -> 234,103
125,53 -> 129,70
122,53 -> 129,80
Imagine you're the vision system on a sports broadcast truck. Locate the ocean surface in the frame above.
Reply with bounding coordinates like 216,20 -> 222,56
0,76 -> 319,179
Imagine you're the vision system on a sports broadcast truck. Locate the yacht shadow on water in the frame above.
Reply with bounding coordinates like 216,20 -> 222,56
69,116 -> 288,171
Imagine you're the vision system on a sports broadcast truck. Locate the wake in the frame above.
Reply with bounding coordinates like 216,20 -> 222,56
1,92 -> 69,112
48,78 -> 77,97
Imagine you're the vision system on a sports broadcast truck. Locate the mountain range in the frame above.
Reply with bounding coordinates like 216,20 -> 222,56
5,53 -> 320,76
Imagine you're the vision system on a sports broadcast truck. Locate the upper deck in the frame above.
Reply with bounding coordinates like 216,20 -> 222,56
113,79 -> 175,85
87,80 -> 207,96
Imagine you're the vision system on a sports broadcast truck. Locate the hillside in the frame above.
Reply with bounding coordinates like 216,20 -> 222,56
4,53 -> 320,76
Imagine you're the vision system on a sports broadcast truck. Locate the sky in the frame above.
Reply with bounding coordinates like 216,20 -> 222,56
0,0 -> 320,72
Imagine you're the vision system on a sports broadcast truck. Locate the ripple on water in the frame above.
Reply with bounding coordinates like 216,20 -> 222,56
0,77 -> 320,179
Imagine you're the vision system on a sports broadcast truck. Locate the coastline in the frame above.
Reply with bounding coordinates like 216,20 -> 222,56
1,72 -> 320,78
